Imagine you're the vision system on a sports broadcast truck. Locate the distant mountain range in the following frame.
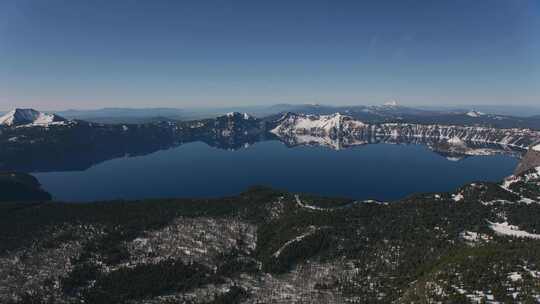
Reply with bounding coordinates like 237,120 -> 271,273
1,108 -> 540,173
2,108 -> 540,303
3,103 -> 540,124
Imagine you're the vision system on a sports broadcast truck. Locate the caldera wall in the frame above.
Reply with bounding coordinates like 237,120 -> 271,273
514,147 -> 540,176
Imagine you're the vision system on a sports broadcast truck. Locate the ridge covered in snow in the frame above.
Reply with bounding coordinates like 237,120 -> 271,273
488,221 -> 540,239
383,100 -> 399,107
0,108 -> 67,127
466,110 -> 485,118
271,113 -> 540,150
271,113 -> 365,136
533,143 -> 540,152
225,112 -> 254,120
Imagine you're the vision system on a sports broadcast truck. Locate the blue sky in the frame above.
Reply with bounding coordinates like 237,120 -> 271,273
0,0 -> 538,110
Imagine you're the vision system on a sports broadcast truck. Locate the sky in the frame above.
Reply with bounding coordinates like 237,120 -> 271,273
0,0 -> 539,110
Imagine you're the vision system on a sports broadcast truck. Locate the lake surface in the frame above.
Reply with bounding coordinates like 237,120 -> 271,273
33,141 -> 519,202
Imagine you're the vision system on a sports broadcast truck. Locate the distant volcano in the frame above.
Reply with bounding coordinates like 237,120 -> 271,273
0,108 -> 67,127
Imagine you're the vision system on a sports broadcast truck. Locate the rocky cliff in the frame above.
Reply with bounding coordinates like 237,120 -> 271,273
271,113 -> 540,150
514,144 -> 540,176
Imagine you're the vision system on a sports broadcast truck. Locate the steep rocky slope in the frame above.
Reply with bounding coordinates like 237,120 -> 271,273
271,113 -> 540,150
515,145 -> 540,176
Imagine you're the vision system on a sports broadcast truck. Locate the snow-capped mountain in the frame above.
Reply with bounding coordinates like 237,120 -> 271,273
271,113 -> 365,137
0,109 -> 67,127
383,100 -> 399,107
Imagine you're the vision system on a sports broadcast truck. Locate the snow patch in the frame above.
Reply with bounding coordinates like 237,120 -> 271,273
452,193 -> 464,202
460,231 -> 490,243
294,195 -> 326,211
466,110 -> 484,118
273,226 -> 318,258
447,136 -> 465,145
507,272 -> 522,282
488,221 -> 540,239
225,112 -> 252,120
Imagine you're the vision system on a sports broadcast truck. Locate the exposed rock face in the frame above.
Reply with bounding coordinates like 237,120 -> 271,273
514,146 -> 540,176
271,113 -> 540,150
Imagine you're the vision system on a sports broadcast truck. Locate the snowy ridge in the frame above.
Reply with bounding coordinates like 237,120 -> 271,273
533,143 -> 540,152
466,110 -> 484,118
383,100 -> 399,107
271,113 -> 365,136
271,113 -> 540,150
0,108 -> 67,127
225,112 -> 253,120
273,225 -> 318,258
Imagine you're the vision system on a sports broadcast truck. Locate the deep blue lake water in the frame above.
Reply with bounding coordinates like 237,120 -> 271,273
33,141 -> 519,202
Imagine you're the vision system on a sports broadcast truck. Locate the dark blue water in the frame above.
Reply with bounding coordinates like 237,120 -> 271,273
33,141 -> 519,202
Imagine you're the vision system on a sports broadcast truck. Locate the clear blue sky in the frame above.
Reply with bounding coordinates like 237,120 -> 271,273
0,0 -> 538,110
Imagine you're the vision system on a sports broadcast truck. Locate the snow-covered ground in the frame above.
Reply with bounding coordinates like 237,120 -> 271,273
273,226 -> 318,258
452,193 -> 464,202
488,221 -> 540,239
225,112 -> 253,120
460,231 -> 490,244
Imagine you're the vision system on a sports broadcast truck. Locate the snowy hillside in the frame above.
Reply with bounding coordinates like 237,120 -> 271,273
0,109 -> 67,127
271,113 -> 365,136
271,113 -> 540,150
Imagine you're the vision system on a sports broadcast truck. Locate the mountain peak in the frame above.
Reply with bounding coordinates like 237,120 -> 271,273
0,108 -> 67,127
271,112 -> 365,136
383,100 -> 399,107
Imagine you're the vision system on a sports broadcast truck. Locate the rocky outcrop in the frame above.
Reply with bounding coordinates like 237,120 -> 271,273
514,145 -> 540,176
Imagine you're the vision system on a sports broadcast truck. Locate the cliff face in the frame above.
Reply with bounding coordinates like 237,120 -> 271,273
270,113 -> 540,150
514,148 -> 540,176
